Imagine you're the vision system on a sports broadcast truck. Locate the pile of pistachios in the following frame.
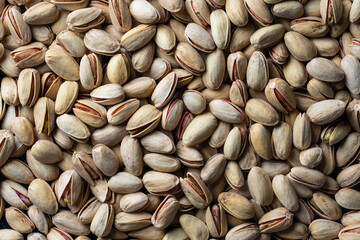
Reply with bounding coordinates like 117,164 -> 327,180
1,0 -> 360,239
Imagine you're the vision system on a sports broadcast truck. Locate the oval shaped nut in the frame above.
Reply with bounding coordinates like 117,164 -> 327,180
218,191 -> 254,219
132,42 -> 155,73
129,0 -> 160,24
18,68 -> 40,107
55,81 -> 78,115
180,172 -> 212,209
226,223 -> 260,240
126,104 -> 162,138
175,42 -> 205,75
245,98 -> 279,126
248,166 -> 274,206
272,122 -> 292,160
309,191 -> 342,220
155,25 -> 176,54
200,154 -> 226,184
84,29 -> 120,56
229,80 -> 248,109
246,51 -> 269,91
347,99 -> 360,132
268,41 -> 289,65
292,113 -> 312,150
223,127 -> 247,160
230,23 -> 256,53
335,188 -> 360,210
90,204 -> 114,237
228,52 -> 247,82
120,24 -> 156,52
336,132 -> 360,168
107,99 -> 140,126
321,120 -> 350,146
67,7 -> 105,32
123,77 -> 156,99
161,99 -> 183,131
6,8 -> 32,46
284,55 -> 308,87
0,180 -> 32,211
210,9 -> 230,50
289,166 -> 326,189
5,207 -> 35,234
33,97 -> 55,136
307,99 -> 346,125
307,78 -> 334,100
291,17 -> 329,38
23,2 -> 59,25
31,140 -> 62,164
107,53 -> 130,85
109,0 -> 132,33
265,78 -> 296,114
205,204 -> 227,238
143,171 -> 179,196
90,83 -> 125,106
28,205 -> 50,235
0,49 -> 21,78
271,1 -> 304,19
184,22 -> 215,53
114,212 -> 152,232
56,114 -> 91,142
73,99 -> 107,128
202,49 -> 226,90
72,151 -> 102,187
1,77 -> 19,106
299,145 -> 322,168
209,99 -> 247,124
143,153 -> 180,173
309,219 -> 343,240
108,172 -> 142,194
179,214 -> 209,240
41,72 -> 62,101
250,24 -> 285,50
0,159 -> 34,184
244,0 -> 273,27
182,112 -> 218,147
151,72 -> 178,108
120,136 -> 143,176
28,179 -> 58,215
341,54 -> 360,95
151,195 -> 180,229
259,207 -> 294,234
185,0 -> 211,27
249,123 -> 272,160
320,0 -> 343,24
92,144 -> 119,177
176,140 -> 203,167
284,31 -> 317,61
11,117 -> 35,146
306,57 -> 345,82
45,47 -> 79,81
0,130 -> 15,167
11,42 -> 47,69
120,192 -> 150,212
225,0 -> 248,27
140,131 -> 175,154
312,37 -> 340,57
52,210 -> 90,236
272,174 -> 299,212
